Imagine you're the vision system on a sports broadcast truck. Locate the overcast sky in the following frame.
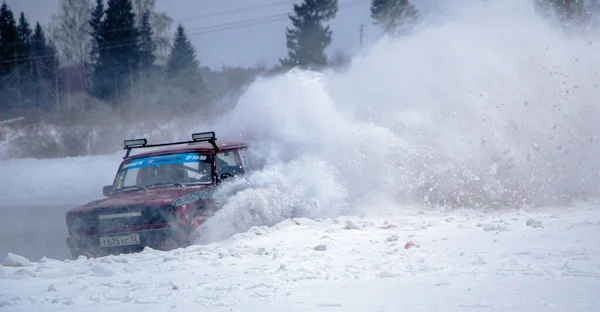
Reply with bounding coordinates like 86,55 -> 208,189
4,0 -> 441,69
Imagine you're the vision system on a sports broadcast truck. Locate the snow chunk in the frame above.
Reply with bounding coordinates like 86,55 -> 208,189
483,221 -> 509,232
314,244 -> 327,251
2,253 -> 32,267
526,218 -> 544,228
386,234 -> 399,242
256,247 -> 268,255
345,219 -> 361,230
380,220 -> 396,229
378,270 -> 396,278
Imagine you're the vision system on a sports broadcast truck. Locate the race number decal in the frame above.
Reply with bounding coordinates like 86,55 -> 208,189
122,153 -> 209,170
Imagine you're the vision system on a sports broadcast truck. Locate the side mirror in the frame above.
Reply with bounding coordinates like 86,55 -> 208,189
103,185 -> 112,196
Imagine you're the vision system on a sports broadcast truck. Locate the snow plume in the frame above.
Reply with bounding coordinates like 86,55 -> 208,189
197,0 -> 600,240
195,155 -> 348,243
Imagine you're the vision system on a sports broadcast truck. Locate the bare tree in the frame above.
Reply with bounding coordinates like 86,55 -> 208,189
48,0 -> 93,67
132,0 -> 173,65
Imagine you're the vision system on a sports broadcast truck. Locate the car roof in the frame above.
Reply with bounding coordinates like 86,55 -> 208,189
124,141 -> 248,160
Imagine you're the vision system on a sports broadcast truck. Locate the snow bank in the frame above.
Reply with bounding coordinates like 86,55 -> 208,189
2,203 -> 599,311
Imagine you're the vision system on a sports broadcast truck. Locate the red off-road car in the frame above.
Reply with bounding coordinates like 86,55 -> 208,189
65,132 -> 250,259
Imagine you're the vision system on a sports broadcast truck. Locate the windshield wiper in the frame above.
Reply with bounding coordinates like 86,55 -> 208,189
181,181 -> 210,186
115,185 -> 148,193
146,182 -> 185,188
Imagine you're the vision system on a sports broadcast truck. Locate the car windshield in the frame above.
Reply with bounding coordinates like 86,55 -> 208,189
112,152 -> 213,191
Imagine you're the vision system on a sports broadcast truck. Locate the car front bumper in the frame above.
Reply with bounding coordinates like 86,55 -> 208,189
66,227 -> 189,259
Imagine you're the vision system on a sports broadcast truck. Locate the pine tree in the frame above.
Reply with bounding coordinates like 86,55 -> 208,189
89,0 -> 105,99
31,22 -> 60,111
280,0 -> 338,70
31,22 -> 46,107
16,12 -> 35,110
371,0 -> 419,36
16,12 -> 32,61
0,2 -> 19,113
135,9 -> 155,105
132,0 -> 173,64
138,10 -> 155,71
91,0 -> 140,106
0,2 -> 18,76
166,24 -> 201,79
89,0 -> 104,65
165,24 -> 206,106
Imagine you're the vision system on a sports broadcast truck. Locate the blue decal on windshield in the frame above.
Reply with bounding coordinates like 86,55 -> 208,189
123,153 -> 207,170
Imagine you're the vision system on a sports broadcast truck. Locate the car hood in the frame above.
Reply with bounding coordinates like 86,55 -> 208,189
69,185 -> 213,214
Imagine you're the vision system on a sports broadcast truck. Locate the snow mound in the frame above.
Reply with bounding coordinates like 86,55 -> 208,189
2,253 -> 32,268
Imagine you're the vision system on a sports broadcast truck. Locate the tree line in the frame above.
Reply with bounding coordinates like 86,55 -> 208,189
1,0 -> 597,122
0,4 -> 60,115
0,0 -> 423,121
0,0 -> 212,120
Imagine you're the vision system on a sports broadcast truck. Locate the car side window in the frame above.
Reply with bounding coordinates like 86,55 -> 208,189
122,168 -> 139,187
216,151 -> 242,177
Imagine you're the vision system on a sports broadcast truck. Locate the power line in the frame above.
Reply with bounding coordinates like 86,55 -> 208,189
0,1 -> 298,49
179,0 -> 295,22
97,0 -> 300,35
186,12 -> 289,34
0,0 -> 360,49
102,0 -> 345,34
0,0 -> 369,65
0,14 -> 289,63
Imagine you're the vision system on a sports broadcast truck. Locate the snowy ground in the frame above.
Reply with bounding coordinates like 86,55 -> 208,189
2,203 -> 600,311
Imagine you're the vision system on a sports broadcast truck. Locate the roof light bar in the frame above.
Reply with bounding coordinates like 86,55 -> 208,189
192,131 -> 215,142
124,138 -> 147,148
192,131 -> 218,150
121,132 -> 219,159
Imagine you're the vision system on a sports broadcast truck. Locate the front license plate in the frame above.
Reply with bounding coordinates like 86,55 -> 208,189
99,233 -> 140,248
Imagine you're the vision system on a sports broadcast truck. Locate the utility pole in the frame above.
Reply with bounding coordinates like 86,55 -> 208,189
359,24 -> 364,49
